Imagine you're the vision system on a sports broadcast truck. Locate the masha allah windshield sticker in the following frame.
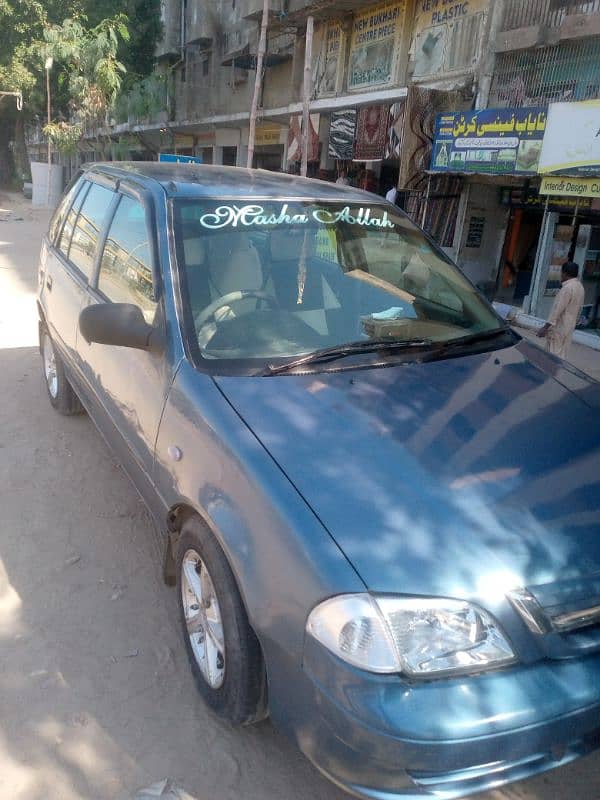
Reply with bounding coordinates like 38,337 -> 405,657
197,203 -> 394,230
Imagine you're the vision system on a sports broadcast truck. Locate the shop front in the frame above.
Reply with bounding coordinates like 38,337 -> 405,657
526,101 -> 600,330
430,107 -> 548,296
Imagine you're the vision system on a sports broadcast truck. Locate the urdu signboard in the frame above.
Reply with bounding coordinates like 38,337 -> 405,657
430,107 -> 547,175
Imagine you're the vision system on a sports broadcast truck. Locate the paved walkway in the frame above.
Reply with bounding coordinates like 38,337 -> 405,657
515,324 -> 600,382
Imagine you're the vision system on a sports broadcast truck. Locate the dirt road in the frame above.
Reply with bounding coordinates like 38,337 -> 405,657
0,192 -> 598,800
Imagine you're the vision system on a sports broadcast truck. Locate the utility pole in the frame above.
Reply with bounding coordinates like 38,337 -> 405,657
300,16 -> 314,178
45,57 -> 53,206
247,0 -> 269,169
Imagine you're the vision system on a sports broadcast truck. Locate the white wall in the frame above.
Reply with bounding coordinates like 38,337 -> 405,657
456,181 -> 509,291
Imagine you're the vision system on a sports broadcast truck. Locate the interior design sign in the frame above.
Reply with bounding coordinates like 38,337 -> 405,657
540,176 -> 600,199
538,100 -> 600,176
431,107 -> 547,175
348,2 -> 406,90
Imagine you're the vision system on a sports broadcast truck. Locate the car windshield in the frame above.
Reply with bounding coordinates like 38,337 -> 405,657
172,199 -> 502,364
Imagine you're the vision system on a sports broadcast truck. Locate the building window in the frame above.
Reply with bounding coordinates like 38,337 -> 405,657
490,39 -> 600,107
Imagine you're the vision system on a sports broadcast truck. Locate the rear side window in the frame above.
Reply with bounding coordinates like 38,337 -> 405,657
97,195 -> 156,321
49,177 -> 84,244
58,180 -> 89,258
69,182 -> 115,280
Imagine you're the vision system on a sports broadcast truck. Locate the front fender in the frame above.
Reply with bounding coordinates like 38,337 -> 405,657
153,360 -> 365,664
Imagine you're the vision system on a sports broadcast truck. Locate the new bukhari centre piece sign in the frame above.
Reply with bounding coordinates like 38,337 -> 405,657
430,107 -> 547,175
348,2 -> 406,90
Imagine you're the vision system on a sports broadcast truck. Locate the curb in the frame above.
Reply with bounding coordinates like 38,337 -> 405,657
493,303 -> 600,352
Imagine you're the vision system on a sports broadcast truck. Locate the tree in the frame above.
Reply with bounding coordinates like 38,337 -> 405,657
0,0 -> 161,187
0,0 -> 47,184
81,0 -> 162,83
44,14 -> 130,141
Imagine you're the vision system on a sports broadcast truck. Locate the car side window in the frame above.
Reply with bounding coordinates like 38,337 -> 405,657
58,180 -> 89,258
49,177 -> 83,244
97,195 -> 157,322
68,182 -> 115,280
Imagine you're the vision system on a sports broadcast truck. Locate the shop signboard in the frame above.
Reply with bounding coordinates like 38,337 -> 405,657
500,186 -> 593,211
315,21 -> 344,96
431,107 -> 547,175
159,153 -> 202,164
538,100 -> 600,176
411,0 -> 489,78
348,2 -> 406,90
255,123 -> 283,147
539,175 -> 600,199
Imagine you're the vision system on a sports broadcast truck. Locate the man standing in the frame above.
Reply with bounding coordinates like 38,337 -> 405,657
537,261 -> 584,359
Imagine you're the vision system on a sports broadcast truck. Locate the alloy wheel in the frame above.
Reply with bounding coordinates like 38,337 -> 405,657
181,549 -> 226,689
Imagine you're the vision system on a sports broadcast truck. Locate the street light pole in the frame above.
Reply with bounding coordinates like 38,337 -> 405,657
45,56 -> 53,207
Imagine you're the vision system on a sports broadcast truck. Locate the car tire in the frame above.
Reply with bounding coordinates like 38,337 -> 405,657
176,516 -> 267,725
40,328 -> 83,415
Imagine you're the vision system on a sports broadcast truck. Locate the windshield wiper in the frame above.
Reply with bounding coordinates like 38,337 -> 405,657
266,338 -> 431,375
265,327 -> 513,375
431,326 -> 514,353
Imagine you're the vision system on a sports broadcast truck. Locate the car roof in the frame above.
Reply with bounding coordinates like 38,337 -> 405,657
83,161 -> 384,203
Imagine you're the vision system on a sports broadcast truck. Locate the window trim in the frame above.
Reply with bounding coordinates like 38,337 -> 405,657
92,188 -> 160,312
49,173 -> 85,247
62,178 -> 117,284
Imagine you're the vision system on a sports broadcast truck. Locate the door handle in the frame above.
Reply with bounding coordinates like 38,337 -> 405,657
46,275 -> 53,291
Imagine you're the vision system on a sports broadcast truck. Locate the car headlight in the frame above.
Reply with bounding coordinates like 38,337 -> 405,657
306,594 -> 515,677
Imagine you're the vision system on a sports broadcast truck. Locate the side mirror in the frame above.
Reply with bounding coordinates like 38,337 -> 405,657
79,303 -> 163,352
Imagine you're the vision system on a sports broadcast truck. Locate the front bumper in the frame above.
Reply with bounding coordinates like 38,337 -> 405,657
269,638 -> 600,799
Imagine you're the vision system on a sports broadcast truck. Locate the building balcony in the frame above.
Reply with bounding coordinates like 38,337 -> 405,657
242,0 -> 286,21
244,0 -> 365,28
495,0 -> 600,52
156,0 -> 182,60
186,4 -> 214,47
221,21 -> 293,67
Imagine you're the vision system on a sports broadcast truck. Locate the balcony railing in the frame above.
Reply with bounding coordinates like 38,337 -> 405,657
501,0 -> 600,32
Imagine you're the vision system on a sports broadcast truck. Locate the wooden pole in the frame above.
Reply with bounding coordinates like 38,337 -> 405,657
247,0 -> 269,169
46,65 -> 53,206
300,16 -> 314,177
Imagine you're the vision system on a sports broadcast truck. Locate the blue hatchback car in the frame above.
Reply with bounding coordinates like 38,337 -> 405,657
38,163 -> 600,799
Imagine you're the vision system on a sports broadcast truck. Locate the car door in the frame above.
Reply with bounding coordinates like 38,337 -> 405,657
41,178 -> 115,363
76,185 -> 171,514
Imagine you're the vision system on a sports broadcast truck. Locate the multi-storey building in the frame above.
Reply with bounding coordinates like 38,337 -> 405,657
449,0 -> 600,321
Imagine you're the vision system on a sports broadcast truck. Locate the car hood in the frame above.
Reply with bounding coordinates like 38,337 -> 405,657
214,340 -> 600,601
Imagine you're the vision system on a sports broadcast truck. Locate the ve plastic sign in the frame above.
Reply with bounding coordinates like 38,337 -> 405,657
197,203 -> 395,230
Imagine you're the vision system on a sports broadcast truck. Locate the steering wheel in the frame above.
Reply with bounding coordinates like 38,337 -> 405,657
194,290 -> 277,330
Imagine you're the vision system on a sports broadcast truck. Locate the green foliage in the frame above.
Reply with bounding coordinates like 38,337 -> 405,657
117,72 -> 168,123
43,120 -> 82,154
44,13 -> 130,129
82,0 -> 162,81
112,132 -> 138,159
0,0 -> 162,185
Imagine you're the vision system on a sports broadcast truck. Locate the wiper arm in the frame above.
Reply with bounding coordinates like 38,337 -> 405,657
432,326 -> 513,352
266,337 -> 431,375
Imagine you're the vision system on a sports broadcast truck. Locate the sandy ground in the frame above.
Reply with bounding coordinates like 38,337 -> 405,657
0,191 -> 598,800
